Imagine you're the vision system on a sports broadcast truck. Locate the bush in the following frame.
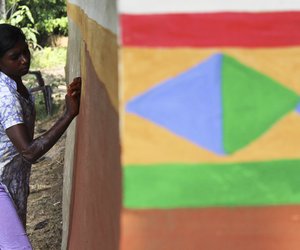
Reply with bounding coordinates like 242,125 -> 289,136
7,0 -> 68,46
1,4 -> 40,49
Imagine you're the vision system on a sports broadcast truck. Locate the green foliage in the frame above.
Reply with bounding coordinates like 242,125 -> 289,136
5,0 -> 68,46
43,17 -> 68,36
1,3 -> 40,49
11,0 -> 68,45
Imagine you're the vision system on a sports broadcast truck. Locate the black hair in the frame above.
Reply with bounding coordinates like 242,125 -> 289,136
0,24 -> 26,58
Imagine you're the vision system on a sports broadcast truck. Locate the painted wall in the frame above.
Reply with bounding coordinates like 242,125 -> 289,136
63,1 -> 121,249
120,1 -> 300,250
64,0 -> 300,249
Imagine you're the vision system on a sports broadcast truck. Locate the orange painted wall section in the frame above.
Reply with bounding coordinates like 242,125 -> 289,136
121,206 -> 300,250
68,48 -> 121,250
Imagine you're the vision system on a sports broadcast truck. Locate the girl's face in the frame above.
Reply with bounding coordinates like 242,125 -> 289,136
0,39 -> 30,80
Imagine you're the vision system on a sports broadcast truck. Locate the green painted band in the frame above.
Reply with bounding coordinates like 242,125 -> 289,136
124,160 -> 300,208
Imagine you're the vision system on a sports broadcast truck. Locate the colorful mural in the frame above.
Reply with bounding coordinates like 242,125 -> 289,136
120,1 -> 300,249
64,1 -> 300,249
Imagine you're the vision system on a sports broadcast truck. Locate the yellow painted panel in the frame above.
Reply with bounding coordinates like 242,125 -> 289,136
121,47 -> 300,105
121,47 -> 300,164
67,3 -> 118,111
122,112 -> 300,165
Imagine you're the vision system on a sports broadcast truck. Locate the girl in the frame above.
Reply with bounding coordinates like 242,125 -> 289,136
0,24 -> 81,249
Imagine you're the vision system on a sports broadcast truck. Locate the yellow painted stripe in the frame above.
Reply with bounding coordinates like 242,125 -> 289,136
122,112 -> 300,164
121,47 -> 300,164
67,3 -> 118,111
121,47 -> 300,105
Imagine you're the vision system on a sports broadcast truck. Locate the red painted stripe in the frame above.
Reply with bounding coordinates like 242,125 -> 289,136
121,206 -> 300,250
121,12 -> 300,47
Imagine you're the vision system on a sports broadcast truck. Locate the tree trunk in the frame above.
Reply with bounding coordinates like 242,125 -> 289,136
0,0 -> 6,20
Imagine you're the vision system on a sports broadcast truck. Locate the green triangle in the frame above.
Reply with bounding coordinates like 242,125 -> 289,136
222,55 -> 300,154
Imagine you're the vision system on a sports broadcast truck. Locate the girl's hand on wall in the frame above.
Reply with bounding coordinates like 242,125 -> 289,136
65,77 -> 81,119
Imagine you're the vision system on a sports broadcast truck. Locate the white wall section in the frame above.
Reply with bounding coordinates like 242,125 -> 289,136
118,0 -> 300,14
68,0 -> 117,34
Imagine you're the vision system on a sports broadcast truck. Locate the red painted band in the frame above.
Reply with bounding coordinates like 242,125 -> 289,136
121,206 -> 300,250
121,12 -> 300,47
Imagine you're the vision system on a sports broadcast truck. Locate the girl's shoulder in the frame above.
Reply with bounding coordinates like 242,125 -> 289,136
0,73 -> 17,97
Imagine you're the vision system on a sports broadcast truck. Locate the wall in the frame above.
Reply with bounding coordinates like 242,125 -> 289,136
119,1 -> 300,250
63,1 -> 121,249
64,1 -> 300,249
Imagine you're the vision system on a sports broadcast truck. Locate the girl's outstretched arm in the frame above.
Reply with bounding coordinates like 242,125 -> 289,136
6,77 -> 81,163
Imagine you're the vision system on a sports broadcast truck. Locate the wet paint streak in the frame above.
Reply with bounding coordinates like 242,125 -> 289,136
68,47 -> 121,250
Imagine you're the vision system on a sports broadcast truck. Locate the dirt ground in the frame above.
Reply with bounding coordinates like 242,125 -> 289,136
26,68 -> 67,250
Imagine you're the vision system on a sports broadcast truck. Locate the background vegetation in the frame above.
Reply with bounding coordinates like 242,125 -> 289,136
24,47 -> 67,120
5,0 -> 68,46
31,47 -> 67,69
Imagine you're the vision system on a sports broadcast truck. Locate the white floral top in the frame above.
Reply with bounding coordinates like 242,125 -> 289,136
0,72 -> 35,176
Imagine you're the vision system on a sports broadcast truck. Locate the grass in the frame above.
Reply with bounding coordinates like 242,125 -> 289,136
31,47 -> 67,69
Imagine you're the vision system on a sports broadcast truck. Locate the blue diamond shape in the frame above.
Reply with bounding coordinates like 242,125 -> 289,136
126,53 -> 225,154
